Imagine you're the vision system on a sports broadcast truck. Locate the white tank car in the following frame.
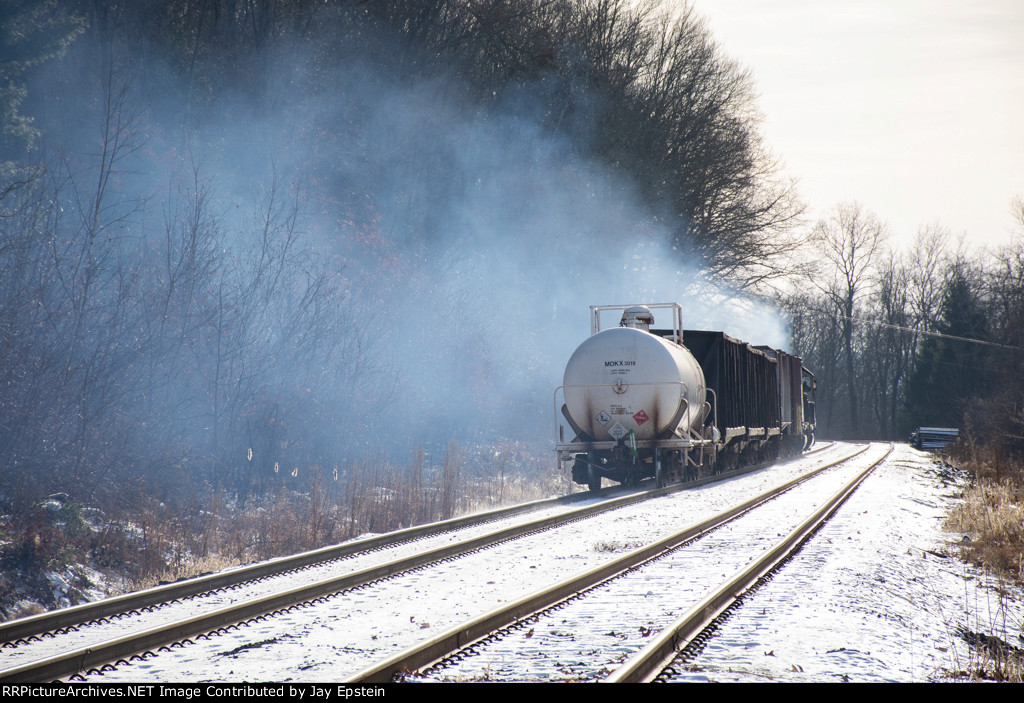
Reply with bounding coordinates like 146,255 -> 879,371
562,306 -> 706,442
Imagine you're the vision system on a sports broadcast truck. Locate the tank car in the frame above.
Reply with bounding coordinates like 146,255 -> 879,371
555,304 -> 816,491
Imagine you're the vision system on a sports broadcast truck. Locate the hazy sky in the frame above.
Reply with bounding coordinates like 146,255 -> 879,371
692,0 -> 1024,250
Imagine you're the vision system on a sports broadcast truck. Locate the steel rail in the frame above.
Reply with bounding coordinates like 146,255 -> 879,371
344,443 -> 869,683
804,440 -> 834,455
604,442 -> 894,683
1,441 -> 832,649
0,442 -> 841,682
0,446 -> 821,683
0,492 -> 593,646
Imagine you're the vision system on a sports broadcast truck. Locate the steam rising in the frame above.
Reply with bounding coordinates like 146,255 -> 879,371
20,14 -> 789,466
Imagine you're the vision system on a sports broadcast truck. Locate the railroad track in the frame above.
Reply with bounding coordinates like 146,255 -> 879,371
609,443 -> 894,683
345,442 -> 890,683
0,444 -> 836,682
0,492 -> 595,648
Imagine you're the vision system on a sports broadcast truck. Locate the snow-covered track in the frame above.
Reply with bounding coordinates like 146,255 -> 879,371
1,448 -> 829,683
345,443 -> 874,683
0,494 -> 584,649
2,445 -> 835,654
609,443 -> 894,682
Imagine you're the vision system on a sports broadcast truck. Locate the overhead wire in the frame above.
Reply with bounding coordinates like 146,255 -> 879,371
801,305 -> 1024,352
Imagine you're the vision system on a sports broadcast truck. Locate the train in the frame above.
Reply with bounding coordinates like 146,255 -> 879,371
554,303 -> 816,490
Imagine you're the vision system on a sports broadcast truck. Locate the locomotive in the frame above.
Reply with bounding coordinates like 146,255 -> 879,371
554,303 -> 816,490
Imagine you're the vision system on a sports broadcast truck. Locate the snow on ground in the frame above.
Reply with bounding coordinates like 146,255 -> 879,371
3,496 -> 599,669
430,443 -> 895,681
69,443 -> 1022,683
669,443 -> 1024,682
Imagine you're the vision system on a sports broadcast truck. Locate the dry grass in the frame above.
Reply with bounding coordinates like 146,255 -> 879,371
940,444 -> 1024,681
945,479 -> 1024,585
945,622 -> 1024,682
944,443 -> 1024,586
133,554 -> 242,591
0,440 -> 562,618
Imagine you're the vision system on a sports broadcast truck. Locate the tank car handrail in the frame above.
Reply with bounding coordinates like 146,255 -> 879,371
705,387 -> 718,437
589,303 -> 683,339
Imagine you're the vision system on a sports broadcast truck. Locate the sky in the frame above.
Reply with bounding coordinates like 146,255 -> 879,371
691,0 -> 1024,251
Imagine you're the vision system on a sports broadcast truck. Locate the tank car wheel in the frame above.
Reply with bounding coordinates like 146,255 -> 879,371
658,451 -> 681,487
587,452 -> 602,492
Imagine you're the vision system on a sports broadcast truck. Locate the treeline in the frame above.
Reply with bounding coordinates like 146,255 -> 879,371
785,202 -> 1024,456
3,1 -> 801,283
0,159 -> 377,504
1,0 -> 800,515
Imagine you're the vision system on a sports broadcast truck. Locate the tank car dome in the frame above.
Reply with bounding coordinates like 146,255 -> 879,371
620,306 -> 654,330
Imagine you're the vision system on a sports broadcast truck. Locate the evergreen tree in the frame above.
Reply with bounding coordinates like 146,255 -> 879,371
904,267 -> 991,430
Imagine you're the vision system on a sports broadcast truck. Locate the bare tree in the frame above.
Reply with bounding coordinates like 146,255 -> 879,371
811,202 -> 888,437
864,251 -> 913,436
908,224 -> 950,334
604,3 -> 805,287
979,209 -> 1024,454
